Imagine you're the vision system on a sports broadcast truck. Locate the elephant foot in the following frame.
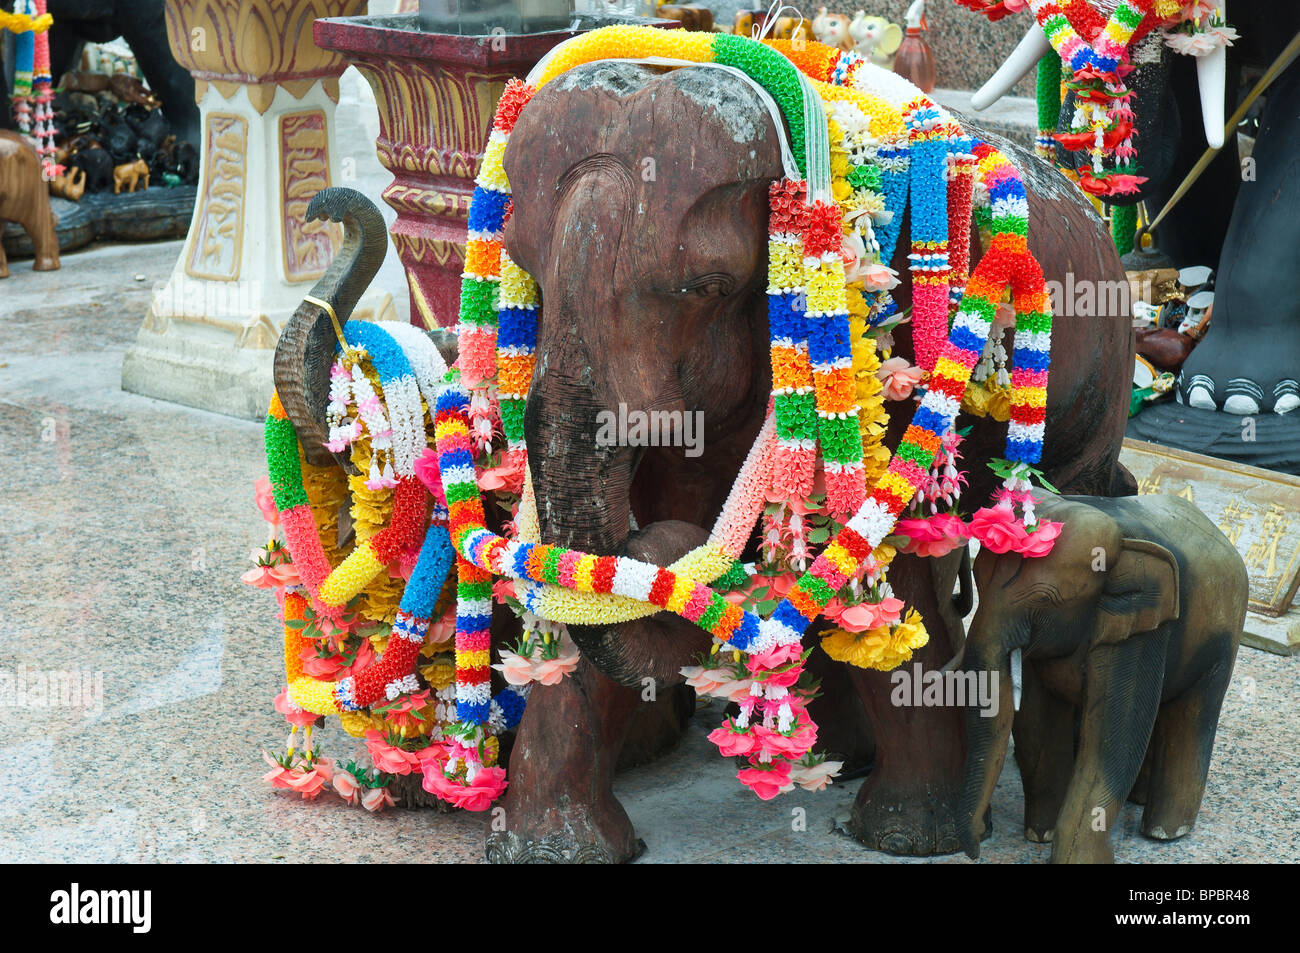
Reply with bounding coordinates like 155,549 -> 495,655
484,797 -> 644,864
33,256 -> 59,273
1024,826 -> 1054,843
848,784 -> 964,856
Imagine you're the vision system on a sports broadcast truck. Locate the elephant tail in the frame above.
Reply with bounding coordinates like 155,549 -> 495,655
273,187 -> 388,468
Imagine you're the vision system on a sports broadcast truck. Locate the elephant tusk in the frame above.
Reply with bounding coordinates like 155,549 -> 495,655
970,23 -> 1052,111
1010,647 -> 1022,712
1195,3 -> 1228,150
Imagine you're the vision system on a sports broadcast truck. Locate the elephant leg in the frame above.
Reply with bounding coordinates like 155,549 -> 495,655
1051,637 -> 1166,864
846,555 -> 964,856
1013,662 -> 1076,844
485,656 -> 644,864
1140,639 -> 1237,841
0,226 -> 8,279
30,208 -> 59,272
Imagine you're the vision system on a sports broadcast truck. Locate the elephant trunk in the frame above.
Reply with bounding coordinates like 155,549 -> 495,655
957,630 -> 1017,859
273,187 -> 388,468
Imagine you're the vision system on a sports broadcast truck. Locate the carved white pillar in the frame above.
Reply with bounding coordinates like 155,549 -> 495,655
122,0 -> 396,420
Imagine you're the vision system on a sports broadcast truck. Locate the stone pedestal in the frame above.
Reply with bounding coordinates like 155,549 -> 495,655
122,0 -> 396,420
313,13 -> 674,329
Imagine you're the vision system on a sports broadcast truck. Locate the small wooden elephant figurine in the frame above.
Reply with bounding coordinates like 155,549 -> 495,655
113,158 -> 150,194
50,165 -> 87,202
957,491 -> 1247,863
0,130 -> 60,278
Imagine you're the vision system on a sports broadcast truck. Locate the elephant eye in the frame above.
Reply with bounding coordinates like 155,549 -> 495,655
680,274 -> 734,298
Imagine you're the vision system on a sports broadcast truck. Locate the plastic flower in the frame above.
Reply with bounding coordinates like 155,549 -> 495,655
413,447 -> 447,507
876,357 -> 925,401
968,505 -> 1030,554
420,754 -> 508,811
492,632 -> 580,686
361,786 -> 398,813
820,625 -> 891,669
254,476 -> 280,527
379,690 -> 433,732
753,712 -> 817,761
788,758 -> 844,792
737,760 -> 793,801
333,768 -> 360,806
273,686 -> 320,728
364,730 -> 422,775
824,595 -> 905,632
1019,519 -> 1064,558
896,514 -> 971,558
708,720 -> 760,758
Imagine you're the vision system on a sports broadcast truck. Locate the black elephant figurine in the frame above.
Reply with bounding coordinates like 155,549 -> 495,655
958,490 -> 1247,864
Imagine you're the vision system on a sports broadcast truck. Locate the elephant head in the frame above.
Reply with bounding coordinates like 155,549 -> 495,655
957,493 -> 1180,858
968,4 -> 1229,205
501,63 -> 785,685
273,186 -> 388,473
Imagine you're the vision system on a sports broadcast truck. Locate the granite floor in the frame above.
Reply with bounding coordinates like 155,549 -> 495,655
0,67 -> 1294,866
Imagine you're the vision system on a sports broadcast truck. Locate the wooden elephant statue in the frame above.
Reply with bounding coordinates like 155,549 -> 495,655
958,491 -> 1247,864
0,130 -> 60,278
113,158 -> 150,194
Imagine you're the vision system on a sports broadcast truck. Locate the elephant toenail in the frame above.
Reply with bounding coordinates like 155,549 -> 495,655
1274,382 -> 1300,414
1187,385 -> 1218,410
1223,394 -> 1260,414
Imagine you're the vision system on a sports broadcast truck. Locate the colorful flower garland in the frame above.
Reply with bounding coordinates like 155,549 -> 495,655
426,26 -> 1059,803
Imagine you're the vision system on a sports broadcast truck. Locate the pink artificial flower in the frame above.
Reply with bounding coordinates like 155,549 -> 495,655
413,448 -> 447,508
427,605 -> 457,645
477,460 -> 525,496
1018,519 -> 1063,558
968,505 -> 1030,554
708,720 -> 759,758
380,690 -> 432,732
1002,0 -> 1028,12
420,760 -> 508,812
254,476 -> 279,527
361,786 -> 398,813
681,665 -> 731,698
273,686 -> 320,728
896,514 -> 971,559
827,596 -> 905,632
333,768 -> 360,806
753,712 -> 818,761
492,634 -> 581,687
737,760 -> 793,801
993,302 -> 1017,332
363,730 -> 422,776
262,751 -> 296,790
788,759 -> 844,792
876,357 -> 925,402
861,261 -> 900,292
747,642 -> 803,671
492,578 -> 516,604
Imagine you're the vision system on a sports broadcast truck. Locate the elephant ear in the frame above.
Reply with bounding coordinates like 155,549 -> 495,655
880,23 -> 904,55
1095,539 -> 1180,644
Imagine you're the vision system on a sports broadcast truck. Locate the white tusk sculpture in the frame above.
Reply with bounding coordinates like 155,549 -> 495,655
1196,2 -> 1228,150
971,23 -> 1052,111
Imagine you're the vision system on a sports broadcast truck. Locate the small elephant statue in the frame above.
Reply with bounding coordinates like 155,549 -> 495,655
50,165 -> 87,202
957,490 -> 1247,863
812,9 -> 854,51
0,130 -> 60,278
113,158 -> 150,194
849,12 -> 904,67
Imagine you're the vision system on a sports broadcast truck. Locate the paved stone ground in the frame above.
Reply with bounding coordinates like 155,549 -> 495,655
0,68 -> 1294,865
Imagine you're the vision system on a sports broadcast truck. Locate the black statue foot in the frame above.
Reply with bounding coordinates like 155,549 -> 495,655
1126,402 -> 1300,475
